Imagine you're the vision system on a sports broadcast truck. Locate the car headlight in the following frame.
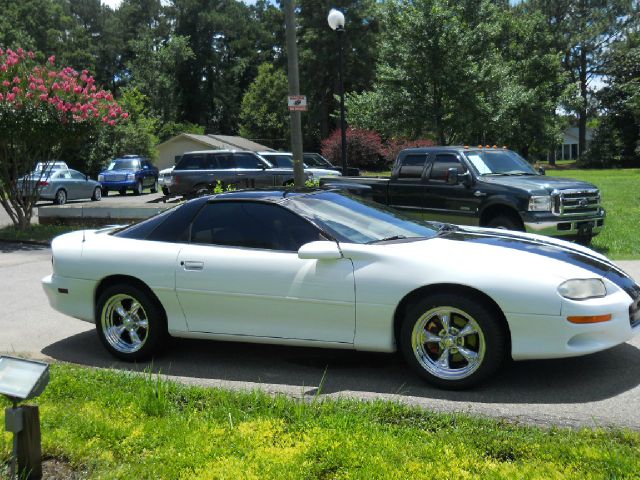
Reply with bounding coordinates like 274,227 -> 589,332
98,174 -> 104,182
528,195 -> 552,212
126,173 -> 135,181
558,279 -> 606,300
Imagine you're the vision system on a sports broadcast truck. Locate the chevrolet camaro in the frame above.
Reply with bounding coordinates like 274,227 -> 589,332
42,190 -> 640,389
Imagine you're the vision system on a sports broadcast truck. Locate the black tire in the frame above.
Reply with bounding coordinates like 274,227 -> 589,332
486,214 -> 523,231
54,189 -> 67,205
399,293 -> 507,389
575,235 -> 593,246
101,188 -> 109,196
134,180 -> 143,195
161,186 -> 169,196
95,284 -> 167,361
150,179 -> 158,193
193,184 -> 210,197
91,187 -> 102,201
119,189 -> 127,195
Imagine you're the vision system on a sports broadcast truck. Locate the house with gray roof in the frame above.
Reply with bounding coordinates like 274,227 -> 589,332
157,133 -> 275,169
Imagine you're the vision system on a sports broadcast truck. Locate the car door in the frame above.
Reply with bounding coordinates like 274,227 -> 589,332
387,153 -> 428,218
175,201 -> 356,343
232,152 -> 273,188
68,170 -> 92,199
422,153 -> 481,225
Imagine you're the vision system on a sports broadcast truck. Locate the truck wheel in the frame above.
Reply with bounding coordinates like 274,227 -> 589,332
101,188 -> 109,196
150,179 -> 158,193
400,293 -> 506,389
134,180 -> 143,195
486,214 -> 523,231
575,235 -> 593,246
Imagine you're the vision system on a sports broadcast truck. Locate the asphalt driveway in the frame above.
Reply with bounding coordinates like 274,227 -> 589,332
1,241 -> 639,430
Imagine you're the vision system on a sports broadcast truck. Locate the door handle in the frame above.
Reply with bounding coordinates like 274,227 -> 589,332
181,261 -> 204,271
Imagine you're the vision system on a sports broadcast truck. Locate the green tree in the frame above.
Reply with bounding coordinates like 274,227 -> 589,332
526,0 -> 634,159
239,63 -> 289,149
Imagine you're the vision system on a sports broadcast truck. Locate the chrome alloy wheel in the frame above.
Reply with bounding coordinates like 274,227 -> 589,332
411,306 -> 486,380
101,293 -> 149,354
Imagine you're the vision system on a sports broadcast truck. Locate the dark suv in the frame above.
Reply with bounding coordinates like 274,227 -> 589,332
164,150 -> 299,197
99,155 -> 159,196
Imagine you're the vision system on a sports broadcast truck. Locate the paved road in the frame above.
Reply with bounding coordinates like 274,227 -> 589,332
1,242 -> 640,430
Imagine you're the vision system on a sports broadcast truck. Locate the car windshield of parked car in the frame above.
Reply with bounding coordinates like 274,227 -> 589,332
287,192 -> 439,244
464,150 -> 538,176
304,155 -> 333,168
107,159 -> 140,171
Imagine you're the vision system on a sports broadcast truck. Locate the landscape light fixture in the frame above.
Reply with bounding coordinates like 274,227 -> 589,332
1,356 -> 50,480
327,8 -> 349,176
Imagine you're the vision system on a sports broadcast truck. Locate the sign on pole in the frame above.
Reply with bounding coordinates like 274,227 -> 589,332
288,95 -> 308,111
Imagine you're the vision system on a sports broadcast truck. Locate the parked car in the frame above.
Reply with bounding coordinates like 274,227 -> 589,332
158,166 -> 174,196
303,152 -> 360,176
33,160 -> 69,175
42,189 -> 640,389
322,146 -> 605,243
21,168 -> 102,205
163,150 -> 300,197
258,152 -> 342,181
98,155 -> 159,196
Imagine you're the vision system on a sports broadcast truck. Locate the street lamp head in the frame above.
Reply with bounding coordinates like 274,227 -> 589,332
327,9 -> 345,31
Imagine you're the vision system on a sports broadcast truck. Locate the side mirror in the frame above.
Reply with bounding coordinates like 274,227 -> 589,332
447,168 -> 458,185
537,167 -> 546,175
298,241 -> 342,260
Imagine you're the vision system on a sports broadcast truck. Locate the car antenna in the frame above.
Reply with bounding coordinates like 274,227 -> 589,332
81,205 -> 85,243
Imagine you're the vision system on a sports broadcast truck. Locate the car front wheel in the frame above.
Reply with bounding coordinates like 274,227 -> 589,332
91,187 -> 102,201
400,293 -> 506,389
96,284 -> 167,361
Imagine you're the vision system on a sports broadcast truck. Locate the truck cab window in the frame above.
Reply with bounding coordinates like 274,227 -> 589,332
398,155 -> 426,179
429,154 -> 466,183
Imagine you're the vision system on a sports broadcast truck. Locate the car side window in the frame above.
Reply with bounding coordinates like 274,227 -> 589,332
398,155 -> 426,179
69,170 -> 85,180
207,154 -> 232,169
428,154 -> 467,183
176,154 -> 205,170
60,171 -> 72,179
234,153 -> 264,169
190,202 -> 324,251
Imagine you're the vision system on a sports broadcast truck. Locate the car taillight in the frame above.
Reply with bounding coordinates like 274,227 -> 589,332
37,181 -> 49,186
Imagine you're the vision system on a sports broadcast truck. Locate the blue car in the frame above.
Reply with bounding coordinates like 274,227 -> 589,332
98,155 -> 159,196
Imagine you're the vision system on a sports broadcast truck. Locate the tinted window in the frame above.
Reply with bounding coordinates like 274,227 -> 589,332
69,170 -> 85,180
264,155 -> 294,168
234,153 -> 264,169
429,154 -> 466,182
191,202 -> 323,251
176,154 -> 206,170
398,155 -> 426,179
209,154 -> 233,169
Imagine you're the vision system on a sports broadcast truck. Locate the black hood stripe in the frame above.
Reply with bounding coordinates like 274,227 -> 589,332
441,229 -> 640,300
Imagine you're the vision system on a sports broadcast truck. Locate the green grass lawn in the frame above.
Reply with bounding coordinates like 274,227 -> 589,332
0,224 -> 76,243
1,364 -> 638,479
547,168 -> 640,259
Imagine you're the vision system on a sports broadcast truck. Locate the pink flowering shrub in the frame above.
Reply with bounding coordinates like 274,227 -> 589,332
0,48 -> 127,228
321,128 -> 383,168
381,138 -> 435,164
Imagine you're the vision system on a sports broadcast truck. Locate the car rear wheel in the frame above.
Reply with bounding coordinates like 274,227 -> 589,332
400,293 -> 506,389
96,284 -> 167,361
54,189 -> 67,205
134,180 -> 143,195
91,187 -> 102,201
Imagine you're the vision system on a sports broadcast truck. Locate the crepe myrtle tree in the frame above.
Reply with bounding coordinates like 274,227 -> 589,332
0,48 -> 127,229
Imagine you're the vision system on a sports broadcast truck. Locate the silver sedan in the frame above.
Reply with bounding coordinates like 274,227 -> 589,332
23,169 -> 103,205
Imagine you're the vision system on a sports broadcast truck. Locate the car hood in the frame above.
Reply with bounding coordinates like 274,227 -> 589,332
480,175 -> 599,194
307,168 -> 341,176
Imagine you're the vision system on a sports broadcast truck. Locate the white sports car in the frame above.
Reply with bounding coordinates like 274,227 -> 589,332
42,190 -> 640,389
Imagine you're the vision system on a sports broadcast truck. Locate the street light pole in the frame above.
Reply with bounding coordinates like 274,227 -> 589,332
328,9 -> 348,176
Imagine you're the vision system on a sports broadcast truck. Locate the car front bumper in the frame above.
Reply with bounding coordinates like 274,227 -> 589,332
523,210 -> 606,238
507,287 -> 639,360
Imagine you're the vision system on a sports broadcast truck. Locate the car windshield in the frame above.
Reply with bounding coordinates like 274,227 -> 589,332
107,159 -> 140,171
287,191 -> 439,244
464,150 -> 537,176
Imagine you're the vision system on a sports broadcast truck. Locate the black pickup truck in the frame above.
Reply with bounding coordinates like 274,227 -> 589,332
321,146 -> 605,242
